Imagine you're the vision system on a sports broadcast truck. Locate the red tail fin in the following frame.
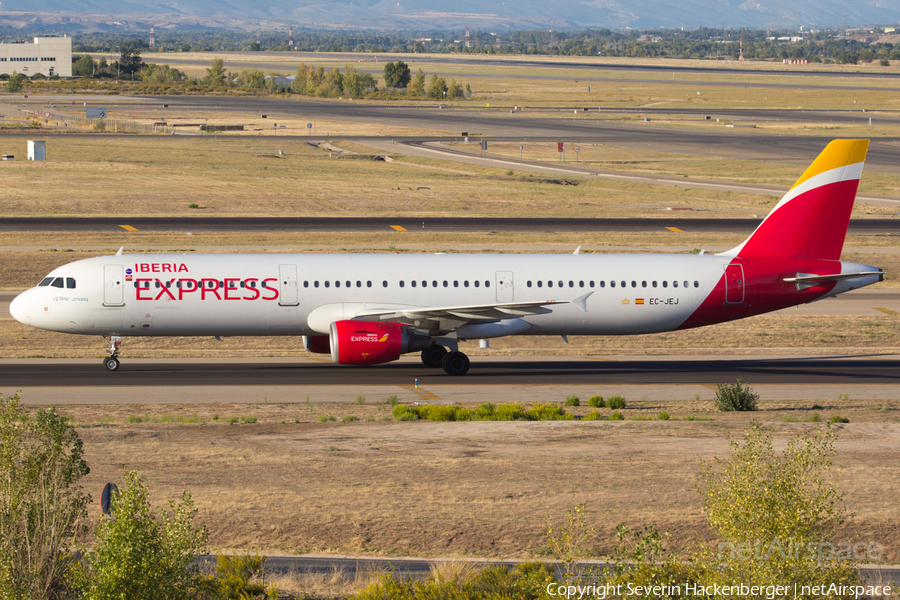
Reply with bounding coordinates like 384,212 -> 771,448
721,139 -> 869,260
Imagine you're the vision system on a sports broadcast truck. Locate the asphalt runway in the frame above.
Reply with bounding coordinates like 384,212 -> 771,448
3,355 -> 898,387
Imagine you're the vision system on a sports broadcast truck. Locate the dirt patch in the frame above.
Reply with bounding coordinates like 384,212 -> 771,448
52,399 -> 900,560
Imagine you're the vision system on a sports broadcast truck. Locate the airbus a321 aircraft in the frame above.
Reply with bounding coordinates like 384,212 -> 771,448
9,139 -> 884,375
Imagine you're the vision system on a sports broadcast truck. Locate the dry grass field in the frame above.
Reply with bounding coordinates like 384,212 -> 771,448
46,399 -> 900,561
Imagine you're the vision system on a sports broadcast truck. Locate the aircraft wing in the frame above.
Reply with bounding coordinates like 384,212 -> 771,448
351,292 -> 592,333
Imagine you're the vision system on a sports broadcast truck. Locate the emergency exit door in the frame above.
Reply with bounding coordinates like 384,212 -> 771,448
278,264 -> 299,306
496,271 -> 514,303
724,263 -> 745,305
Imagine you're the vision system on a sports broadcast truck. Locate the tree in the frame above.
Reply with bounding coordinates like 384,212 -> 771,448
72,55 -> 96,77
205,58 -> 226,86
292,63 -> 309,95
383,60 -> 411,88
6,72 -> 25,93
0,392 -> 91,600
118,42 -> 145,76
447,79 -> 464,99
427,74 -> 448,99
71,471 -> 208,600
409,68 -> 426,96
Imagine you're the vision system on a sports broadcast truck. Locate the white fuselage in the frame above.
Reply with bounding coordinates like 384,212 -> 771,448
11,253 -> 734,338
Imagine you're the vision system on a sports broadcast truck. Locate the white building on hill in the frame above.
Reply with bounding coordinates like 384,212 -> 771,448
0,36 -> 72,78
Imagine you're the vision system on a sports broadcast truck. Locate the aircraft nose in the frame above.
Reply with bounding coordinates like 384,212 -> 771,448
9,291 -> 30,326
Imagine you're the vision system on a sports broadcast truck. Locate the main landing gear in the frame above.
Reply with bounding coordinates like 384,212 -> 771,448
420,344 -> 470,376
103,336 -> 122,371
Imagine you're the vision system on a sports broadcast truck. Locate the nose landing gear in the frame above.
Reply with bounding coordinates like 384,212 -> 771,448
103,336 -> 122,371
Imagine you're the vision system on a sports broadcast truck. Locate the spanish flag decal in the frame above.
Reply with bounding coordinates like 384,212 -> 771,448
636,298 -> 645,305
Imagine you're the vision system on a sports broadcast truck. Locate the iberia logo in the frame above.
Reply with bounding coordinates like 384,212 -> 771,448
621,299 -> 630,305
635,298 -> 645,305
378,334 -> 390,342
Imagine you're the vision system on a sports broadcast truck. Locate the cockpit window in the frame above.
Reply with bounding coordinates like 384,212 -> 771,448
50,278 -> 64,288
38,277 -> 53,287
66,278 -> 76,289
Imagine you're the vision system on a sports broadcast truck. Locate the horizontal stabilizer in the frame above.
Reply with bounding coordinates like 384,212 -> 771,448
783,271 -> 884,283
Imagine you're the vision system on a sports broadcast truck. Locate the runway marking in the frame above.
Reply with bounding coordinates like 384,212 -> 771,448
398,384 -> 441,400
303,357 -> 333,363
119,225 -> 139,232
701,384 -> 719,392
390,225 -> 408,232
874,307 -> 900,316
666,226 -> 685,233
582,356 -> 617,362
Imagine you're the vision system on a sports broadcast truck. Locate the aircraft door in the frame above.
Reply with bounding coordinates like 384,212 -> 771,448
278,264 -> 299,307
103,265 -> 125,307
724,263 -> 745,305
496,271 -> 514,303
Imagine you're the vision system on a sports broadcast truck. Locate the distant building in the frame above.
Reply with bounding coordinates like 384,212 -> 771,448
0,36 -> 72,78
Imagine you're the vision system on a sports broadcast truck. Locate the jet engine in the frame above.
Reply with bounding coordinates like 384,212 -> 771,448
329,320 -> 432,365
302,335 -> 331,354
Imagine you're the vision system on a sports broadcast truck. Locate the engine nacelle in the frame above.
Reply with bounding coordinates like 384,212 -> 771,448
329,320 -> 432,365
302,335 -> 331,354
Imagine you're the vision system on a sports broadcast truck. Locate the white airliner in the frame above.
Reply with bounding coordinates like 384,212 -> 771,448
9,139 -> 884,375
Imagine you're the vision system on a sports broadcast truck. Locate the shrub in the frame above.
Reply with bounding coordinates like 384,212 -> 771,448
829,415 -> 849,424
526,403 -> 573,421
387,395 -> 400,406
241,416 -> 257,424
127,415 -> 144,423
608,411 -> 624,420
0,392 -> 91,600
92,119 -> 106,132
714,377 -> 758,411
657,411 -> 670,421
419,404 -> 458,421
809,412 -> 822,423
355,394 -> 366,405
396,412 -> 418,422
475,402 -> 495,419
227,416 -> 239,424
780,415 -> 799,423
492,403 -> 525,421
71,471 -> 208,600
392,405 -> 412,419
565,394 -> 580,406
342,415 -> 359,422
316,414 -> 336,422
606,395 -> 626,410
188,203 -> 199,209
587,395 -> 604,408
454,407 -> 474,421
206,553 -> 266,599
583,410 -> 603,421
811,404 -> 823,410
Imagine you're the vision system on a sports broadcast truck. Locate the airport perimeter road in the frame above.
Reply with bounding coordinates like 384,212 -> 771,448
1,217 -> 899,234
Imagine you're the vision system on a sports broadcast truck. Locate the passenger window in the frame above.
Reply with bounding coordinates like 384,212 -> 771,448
620,281 -> 626,288
673,281 -> 679,288
367,281 -> 372,288
314,281 -> 319,288
166,281 -> 172,288
537,281 -> 543,288
357,281 -> 362,288
346,281 -> 351,288
663,281 -> 668,288
652,281 -> 658,288
485,281 -> 490,288
610,281 -> 616,288
464,281 -> 469,288
642,281 -> 647,288
579,281 -> 584,288
474,280 -> 480,288
250,281 -> 257,288
454,281 -> 459,288
422,281 -> 428,288
219,281 -> 224,288
558,281 -> 563,288
411,281 -> 417,288
443,281 -> 448,287
569,281 -> 574,288
66,278 -> 76,289
336,281 -> 341,288
527,281 -> 532,288
548,281 -> 553,288
599,281 -> 605,288
155,281 -> 161,289
694,281 -> 699,288
433,281 -> 438,287
383,281 -> 388,287
590,281 -> 595,288
400,281 -> 405,288
684,281 -> 689,288
241,281 -> 246,288
39,277 -> 53,287
631,281 -> 636,288
325,281 -> 330,288
303,281 -> 308,288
